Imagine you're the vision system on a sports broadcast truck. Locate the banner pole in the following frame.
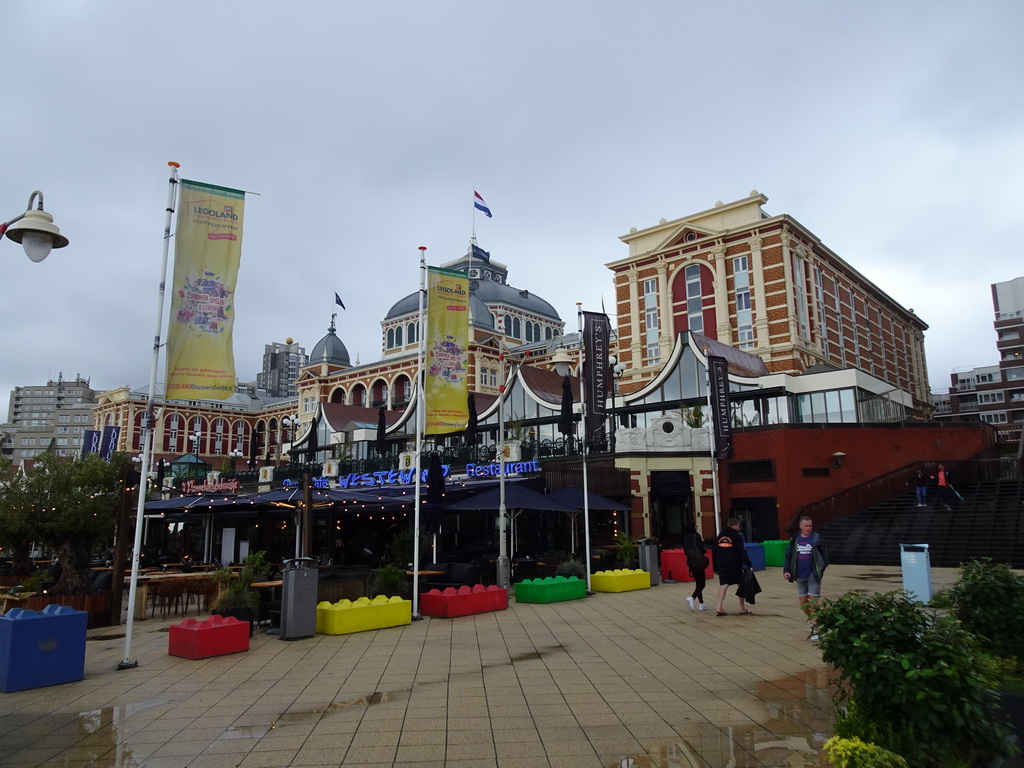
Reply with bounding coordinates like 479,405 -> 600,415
704,347 -> 722,536
412,246 -> 427,619
578,303 -> 593,593
119,161 -> 179,670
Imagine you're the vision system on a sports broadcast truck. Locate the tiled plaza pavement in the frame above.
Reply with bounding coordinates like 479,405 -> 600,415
0,564 -> 962,768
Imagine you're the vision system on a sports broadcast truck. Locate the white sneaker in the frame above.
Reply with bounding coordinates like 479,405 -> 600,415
810,634 -> 820,643
699,603 -> 708,611
686,597 -> 695,612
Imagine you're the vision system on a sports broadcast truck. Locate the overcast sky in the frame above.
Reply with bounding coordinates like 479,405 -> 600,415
3,1 -> 1022,419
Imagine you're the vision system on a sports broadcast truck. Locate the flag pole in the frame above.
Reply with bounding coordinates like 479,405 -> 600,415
578,303 -> 593,594
412,246 -> 428,619
119,161 -> 179,670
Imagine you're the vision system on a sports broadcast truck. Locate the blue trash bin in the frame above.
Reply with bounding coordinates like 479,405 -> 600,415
744,542 -> 766,571
900,543 -> 932,603
0,605 -> 88,693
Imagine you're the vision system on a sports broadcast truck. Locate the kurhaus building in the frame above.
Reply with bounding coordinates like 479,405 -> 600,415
89,192 -> 988,554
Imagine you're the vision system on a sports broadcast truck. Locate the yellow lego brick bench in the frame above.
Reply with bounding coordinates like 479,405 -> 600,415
316,595 -> 412,635
590,569 -> 651,593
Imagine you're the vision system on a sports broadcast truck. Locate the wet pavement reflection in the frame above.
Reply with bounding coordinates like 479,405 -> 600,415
614,668 -> 835,768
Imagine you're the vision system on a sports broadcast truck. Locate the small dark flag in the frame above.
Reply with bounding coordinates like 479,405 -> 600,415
334,292 -> 346,310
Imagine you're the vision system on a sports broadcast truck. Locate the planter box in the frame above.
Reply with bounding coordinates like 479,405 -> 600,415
23,592 -> 112,629
168,615 -> 249,659
513,576 -> 586,604
316,596 -> 411,635
762,540 -> 787,567
0,605 -> 87,692
660,549 -> 713,583
420,585 -> 507,618
591,569 -> 651,593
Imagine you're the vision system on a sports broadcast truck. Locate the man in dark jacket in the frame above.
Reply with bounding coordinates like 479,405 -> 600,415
783,515 -> 829,642
714,518 -> 753,616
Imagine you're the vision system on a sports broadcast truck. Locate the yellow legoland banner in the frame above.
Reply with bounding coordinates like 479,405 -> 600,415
166,180 -> 245,401
425,266 -> 469,435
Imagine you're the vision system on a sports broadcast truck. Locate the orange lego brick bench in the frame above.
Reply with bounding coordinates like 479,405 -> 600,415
419,585 -> 507,618
168,615 -> 250,659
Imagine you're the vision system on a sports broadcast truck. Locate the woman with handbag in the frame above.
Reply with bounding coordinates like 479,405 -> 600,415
682,523 -> 709,611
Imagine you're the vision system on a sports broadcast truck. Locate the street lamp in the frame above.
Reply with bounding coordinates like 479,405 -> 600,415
608,354 -> 628,453
188,432 -> 201,455
1,191 -> 69,262
282,415 -> 300,464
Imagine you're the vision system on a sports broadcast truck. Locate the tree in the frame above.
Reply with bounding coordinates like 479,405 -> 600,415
0,453 -> 126,595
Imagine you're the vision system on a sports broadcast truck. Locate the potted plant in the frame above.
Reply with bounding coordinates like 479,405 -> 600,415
369,563 -> 407,598
210,551 -> 270,631
613,532 -> 638,569
555,558 -> 586,579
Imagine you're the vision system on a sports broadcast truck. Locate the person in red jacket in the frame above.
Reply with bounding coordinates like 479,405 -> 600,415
714,518 -> 753,616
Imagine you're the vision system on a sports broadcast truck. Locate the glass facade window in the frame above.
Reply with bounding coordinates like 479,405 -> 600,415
683,267 -> 702,336
791,254 -> 809,339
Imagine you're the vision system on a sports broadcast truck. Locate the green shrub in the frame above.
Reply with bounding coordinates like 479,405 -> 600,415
946,558 -> 1024,661
823,736 -> 908,768
555,558 -> 586,579
814,590 -> 1009,765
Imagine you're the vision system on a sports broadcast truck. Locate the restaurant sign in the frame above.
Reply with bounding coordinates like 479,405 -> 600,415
465,460 -> 540,478
182,478 -> 240,495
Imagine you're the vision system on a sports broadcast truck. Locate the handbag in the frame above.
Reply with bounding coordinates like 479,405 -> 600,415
687,548 -> 708,571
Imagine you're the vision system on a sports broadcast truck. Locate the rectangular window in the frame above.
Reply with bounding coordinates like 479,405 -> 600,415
814,267 -> 829,356
57,427 -> 69,434
59,415 -> 70,423
643,278 -> 660,364
683,266 -> 703,337
791,254 -> 809,340
733,256 -> 753,349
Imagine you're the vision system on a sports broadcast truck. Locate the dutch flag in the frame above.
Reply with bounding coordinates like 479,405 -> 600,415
473,190 -> 492,218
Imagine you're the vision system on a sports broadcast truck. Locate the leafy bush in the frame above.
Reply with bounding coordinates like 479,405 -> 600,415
815,590 -> 1009,765
555,558 -> 586,579
370,563 -> 406,597
613,532 -> 638,566
823,736 -> 908,768
947,558 -> 1024,661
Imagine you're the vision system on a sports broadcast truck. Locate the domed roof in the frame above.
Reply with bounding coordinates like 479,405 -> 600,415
384,291 -> 496,329
309,321 -> 351,367
471,279 -> 560,320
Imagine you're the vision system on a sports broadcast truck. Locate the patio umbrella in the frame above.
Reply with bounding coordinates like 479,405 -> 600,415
305,415 -> 319,463
248,433 -> 259,471
465,392 -> 478,446
447,485 -> 574,560
547,486 -> 632,555
558,375 -> 575,437
424,451 -> 444,534
375,407 -> 387,455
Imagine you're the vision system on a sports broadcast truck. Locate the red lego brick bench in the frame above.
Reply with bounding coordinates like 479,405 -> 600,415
168,615 -> 250,660
419,585 -> 507,618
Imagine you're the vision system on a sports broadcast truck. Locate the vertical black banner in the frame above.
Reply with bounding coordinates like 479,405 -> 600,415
582,311 -> 610,450
100,425 -> 121,463
81,429 -> 101,459
708,355 -> 734,460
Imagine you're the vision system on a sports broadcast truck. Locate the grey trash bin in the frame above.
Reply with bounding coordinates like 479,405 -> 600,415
280,557 -> 318,640
900,543 -> 932,603
636,538 -> 660,586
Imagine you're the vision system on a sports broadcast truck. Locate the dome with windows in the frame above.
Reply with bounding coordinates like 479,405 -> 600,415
309,320 -> 351,367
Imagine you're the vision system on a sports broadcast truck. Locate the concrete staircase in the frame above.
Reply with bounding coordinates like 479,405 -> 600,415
819,480 -> 1024,568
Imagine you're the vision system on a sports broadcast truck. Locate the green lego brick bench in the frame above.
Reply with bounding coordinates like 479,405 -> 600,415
513,576 -> 586,603
590,569 -> 651,593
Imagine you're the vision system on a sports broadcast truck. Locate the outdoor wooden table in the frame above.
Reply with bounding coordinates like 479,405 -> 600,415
251,580 -> 283,600
0,593 -> 31,614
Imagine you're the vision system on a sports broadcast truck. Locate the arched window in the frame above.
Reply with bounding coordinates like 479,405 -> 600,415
395,326 -> 403,346
408,322 -> 418,343
512,317 -> 521,338
387,328 -> 395,348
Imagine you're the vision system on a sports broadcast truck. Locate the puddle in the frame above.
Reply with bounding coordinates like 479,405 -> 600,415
612,668 -> 835,768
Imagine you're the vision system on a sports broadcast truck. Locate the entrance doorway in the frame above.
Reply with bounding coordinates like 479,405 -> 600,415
729,497 -> 778,543
649,471 -> 692,546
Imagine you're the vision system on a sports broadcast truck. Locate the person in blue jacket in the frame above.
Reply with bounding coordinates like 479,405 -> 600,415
783,515 -> 829,642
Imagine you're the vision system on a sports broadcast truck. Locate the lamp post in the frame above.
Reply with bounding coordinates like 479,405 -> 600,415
1,191 -> 69,262
607,354 -> 627,453
282,415 -> 300,463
